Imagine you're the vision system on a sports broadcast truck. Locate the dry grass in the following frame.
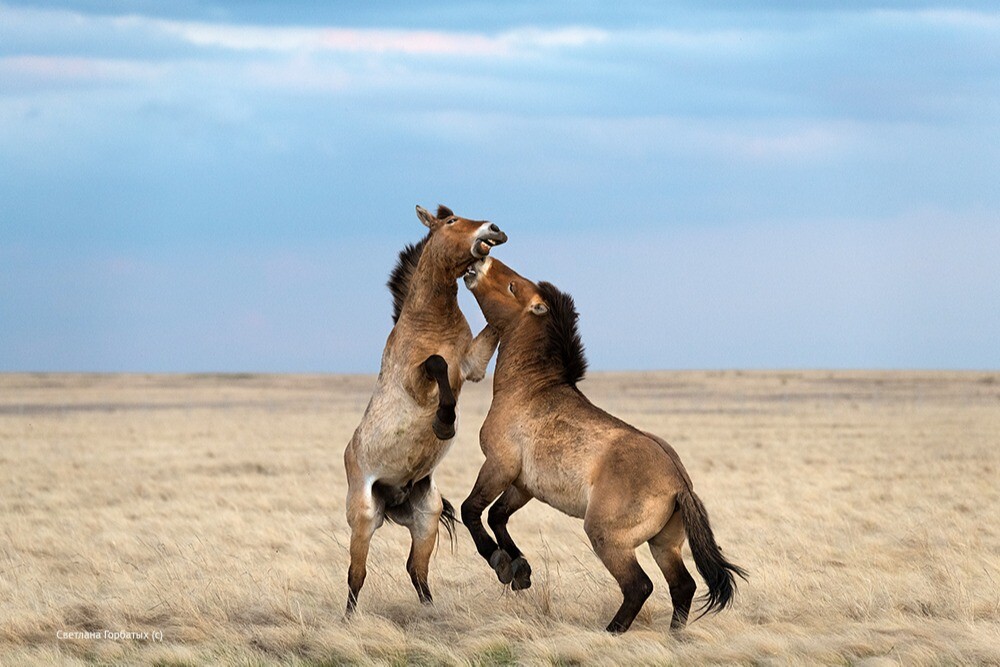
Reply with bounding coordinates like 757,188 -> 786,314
1,371 -> 999,666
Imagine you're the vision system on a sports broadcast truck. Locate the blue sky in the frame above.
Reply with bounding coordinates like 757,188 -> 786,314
2,1 -> 998,371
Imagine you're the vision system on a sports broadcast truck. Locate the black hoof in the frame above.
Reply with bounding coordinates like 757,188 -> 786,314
510,556 -> 532,590
489,549 -> 513,584
606,620 -> 628,634
432,419 -> 456,440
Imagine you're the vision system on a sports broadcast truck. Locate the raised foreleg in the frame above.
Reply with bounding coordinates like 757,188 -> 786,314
461,458 -> 519,585
422,354 -> 456,440
487,485 -> 534,590
461,325 -> 500,382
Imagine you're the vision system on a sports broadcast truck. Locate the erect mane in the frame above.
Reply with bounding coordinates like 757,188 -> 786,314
536,281 -> 588,386
387,234 -> 430,324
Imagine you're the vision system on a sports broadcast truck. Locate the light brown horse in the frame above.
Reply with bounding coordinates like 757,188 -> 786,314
343,205 -> 507,615
460,257 -> 746,633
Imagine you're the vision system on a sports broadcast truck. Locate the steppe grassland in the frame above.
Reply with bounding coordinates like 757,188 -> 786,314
1,371 -> 998,665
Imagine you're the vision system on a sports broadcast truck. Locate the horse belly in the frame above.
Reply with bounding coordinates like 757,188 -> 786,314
520,453 -> 589,519
355,384 -> 455,485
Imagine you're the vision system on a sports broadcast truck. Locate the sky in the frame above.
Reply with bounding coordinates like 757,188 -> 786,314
1,1 -> 998,372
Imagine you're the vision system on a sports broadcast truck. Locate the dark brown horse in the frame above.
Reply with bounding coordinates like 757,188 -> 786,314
343,205 -> 506,615
460,257 -> 746,633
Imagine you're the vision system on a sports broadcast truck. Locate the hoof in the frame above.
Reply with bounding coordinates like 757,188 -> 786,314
489,549 -> 513,584
510,556 -> 532,590
432,419 -> 456,440
605,620 -> 628,634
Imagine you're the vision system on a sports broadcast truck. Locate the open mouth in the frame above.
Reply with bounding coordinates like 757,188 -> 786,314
471,227 -> 507,259
463,260 -> 484,288
473,237 -> 501,258
470,222 -> 507,260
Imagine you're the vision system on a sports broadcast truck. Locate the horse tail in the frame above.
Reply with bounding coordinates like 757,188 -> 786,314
373,482 -> 458,549
676,489 -> 748,617
440,496 -> 458,547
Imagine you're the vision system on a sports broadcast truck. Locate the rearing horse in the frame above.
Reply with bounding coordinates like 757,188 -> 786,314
460,257 -> 746,633
343,205 -> 507,614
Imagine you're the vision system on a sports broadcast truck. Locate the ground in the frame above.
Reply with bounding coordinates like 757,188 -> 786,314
1,371 -> 998,665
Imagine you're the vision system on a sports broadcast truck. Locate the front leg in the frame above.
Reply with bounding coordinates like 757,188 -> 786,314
461,325 -> 500,382
423,354 -> 456,440
461,457 -> 518,585
488,485 -> 534,590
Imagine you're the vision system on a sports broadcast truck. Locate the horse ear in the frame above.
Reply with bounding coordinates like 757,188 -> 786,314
416,205 -> 436,228
529,298 -> 549,316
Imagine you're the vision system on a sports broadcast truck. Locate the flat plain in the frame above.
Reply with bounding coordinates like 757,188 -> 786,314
1,371 -> 998,666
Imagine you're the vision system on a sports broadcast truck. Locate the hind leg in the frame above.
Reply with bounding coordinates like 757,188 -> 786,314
649,512 -> 697,630
586,530 -> 653,634
388,476 -> 444,604
488,485 -> 533,590
345,480 -> 383,615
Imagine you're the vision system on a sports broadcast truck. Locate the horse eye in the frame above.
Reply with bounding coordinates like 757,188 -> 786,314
447,217 -> 456,225
508,281 -> 516,295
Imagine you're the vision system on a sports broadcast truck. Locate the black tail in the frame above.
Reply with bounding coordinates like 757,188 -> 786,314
677,490 -> 748,617
374,482 -> 458,550
440,497 -> 458,547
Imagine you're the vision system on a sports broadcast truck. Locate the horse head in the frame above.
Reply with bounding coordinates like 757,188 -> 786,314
416,204 -> 507,278
463,257 -> 549,333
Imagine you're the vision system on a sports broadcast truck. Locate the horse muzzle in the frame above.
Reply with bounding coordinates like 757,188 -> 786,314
471,223 -> 507,259
463,258 -> 490,289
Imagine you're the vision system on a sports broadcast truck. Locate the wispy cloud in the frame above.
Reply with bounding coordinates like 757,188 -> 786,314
152,21 -> 510,56
876,8 -> 1000,31
0,55 -> 161,89
4,4 -> 610,59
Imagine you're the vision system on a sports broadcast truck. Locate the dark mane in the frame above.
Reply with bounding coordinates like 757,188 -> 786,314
387,234 -> 430,324
537,281 -> 588,386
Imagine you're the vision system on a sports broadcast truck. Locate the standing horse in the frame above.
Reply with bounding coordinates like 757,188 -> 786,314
343,205 -> 507,615
460,257 -> 746,633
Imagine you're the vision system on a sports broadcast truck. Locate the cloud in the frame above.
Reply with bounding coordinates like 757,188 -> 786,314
153,21 -> 509,56
3,4 -> 611,59
5,2 -> 998,123
0,55 -> 161,90
876,8 -> 1000,30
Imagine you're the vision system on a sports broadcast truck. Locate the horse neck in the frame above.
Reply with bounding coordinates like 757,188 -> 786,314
493,327 -> 564,396
400,254 -> 462,327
